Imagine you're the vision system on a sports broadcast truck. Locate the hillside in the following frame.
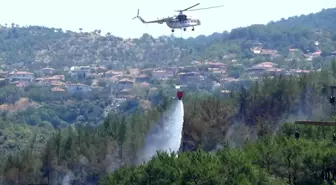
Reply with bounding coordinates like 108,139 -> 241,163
2,70 -> 336,185
0,7 -> 336,185
0,7 -> 336,71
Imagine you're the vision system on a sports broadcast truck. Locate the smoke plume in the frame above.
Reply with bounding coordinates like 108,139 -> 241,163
137,100 -> 184,164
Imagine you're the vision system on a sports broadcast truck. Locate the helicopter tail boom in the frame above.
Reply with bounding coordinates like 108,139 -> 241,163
132,9 -> 169,24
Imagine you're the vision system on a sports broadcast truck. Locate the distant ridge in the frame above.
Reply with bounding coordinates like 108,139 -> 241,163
0,7 -> 335,68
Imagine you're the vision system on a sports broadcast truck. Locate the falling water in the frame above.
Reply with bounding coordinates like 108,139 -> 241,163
137,100 -> 184,164
62,171 -> 73,185
61,100 -> 184,184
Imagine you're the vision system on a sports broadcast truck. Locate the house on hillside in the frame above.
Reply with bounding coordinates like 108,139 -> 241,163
166,68 -> 176,76
118,79 -> 133,89
260,49 -> 279,57
69,66 -> 91,79
247,62 -> 278,77
67,83 -> 91,94
136,82 -> 150,89
48,75 -> 65,81
104,70 -> 123,78
118,89 -> 134,98
178,72 -> 202,83
203,61 -> 227,69
129,68 -> 141,76
7,71 -> 35,82
253,62 -> 277,68
251,46 -> 279,58
51,87 -> 67,96
51,80 -> 67,87
211,68 -> 226,75
329,51 -> 336,56
266,68 -> 282,76
35,75 -> 65,86
135,74 -> 151,83
303,49 -> 322,60
39,67 -> 55,76
288,48 -> 303,60
289,48 -> 300,52
148,87 -> 158,97
92,66 -> 107,73
15,81 -> 30,88
251,46 -> 262,54
179,66 -> 200,73
0,70 -> 8,78
152,70 -> 171,80
191,61 -> 202,65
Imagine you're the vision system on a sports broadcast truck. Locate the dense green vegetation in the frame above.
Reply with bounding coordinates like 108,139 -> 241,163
99,63 -> 336,185
1,63 -> 336,184
0,106 -> 165,185
100,129 -> 336,185
1,6 -> 336,185
0,83 -> 110,127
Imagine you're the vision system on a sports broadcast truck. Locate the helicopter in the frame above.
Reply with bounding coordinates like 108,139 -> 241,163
132,3 -> 224,32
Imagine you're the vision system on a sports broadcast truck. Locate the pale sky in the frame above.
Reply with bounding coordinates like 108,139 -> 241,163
0,0 -> 335,39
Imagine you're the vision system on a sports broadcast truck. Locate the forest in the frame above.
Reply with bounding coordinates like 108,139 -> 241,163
1,60 -> 336,184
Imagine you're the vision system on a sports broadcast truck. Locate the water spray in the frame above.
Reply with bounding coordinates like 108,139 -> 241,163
137,98 -> 184,164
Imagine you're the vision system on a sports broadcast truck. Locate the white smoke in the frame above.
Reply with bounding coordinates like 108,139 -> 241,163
225,121 -> 251,148
137,100 -> 184,164
62,171 -> 74,185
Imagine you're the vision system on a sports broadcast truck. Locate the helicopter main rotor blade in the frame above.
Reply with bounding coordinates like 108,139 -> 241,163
185,5 -> 224,12
175,3 -> 200,12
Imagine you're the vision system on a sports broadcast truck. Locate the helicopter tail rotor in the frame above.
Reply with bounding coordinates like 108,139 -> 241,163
132,9 -> 140,20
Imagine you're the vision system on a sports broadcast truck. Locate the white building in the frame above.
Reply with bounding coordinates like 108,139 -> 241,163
251,46 -> 262,54
7,71 -> 35,82
69,66 -> 91,79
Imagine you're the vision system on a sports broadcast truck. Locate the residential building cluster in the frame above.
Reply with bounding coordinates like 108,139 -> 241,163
0,48 -> 317,100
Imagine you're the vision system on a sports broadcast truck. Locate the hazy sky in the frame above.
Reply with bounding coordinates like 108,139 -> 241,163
0,0 -> 335,39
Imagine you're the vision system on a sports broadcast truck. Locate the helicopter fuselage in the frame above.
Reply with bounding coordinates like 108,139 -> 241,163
166,18 -> 201,29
